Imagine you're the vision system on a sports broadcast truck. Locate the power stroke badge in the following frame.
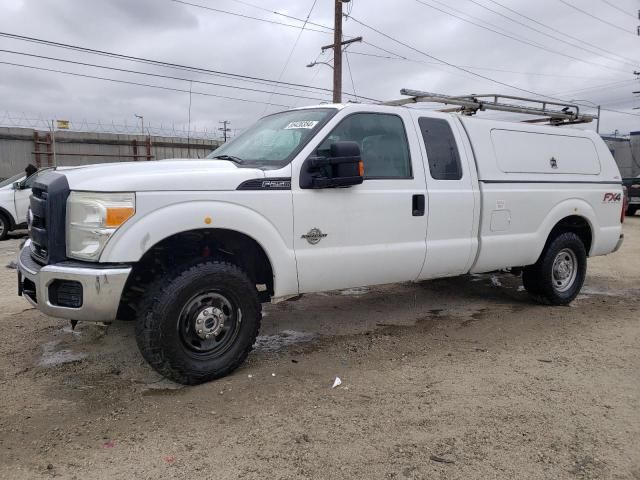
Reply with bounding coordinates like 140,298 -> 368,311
301,228 -> 327,245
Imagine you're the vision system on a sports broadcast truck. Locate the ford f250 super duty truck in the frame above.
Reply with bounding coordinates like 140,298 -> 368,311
16,99 -> 625,384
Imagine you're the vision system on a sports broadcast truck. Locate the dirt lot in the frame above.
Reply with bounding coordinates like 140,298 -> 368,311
0,219 -> 638,480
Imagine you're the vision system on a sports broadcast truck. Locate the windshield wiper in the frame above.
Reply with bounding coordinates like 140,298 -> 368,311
211,154 -> 244,164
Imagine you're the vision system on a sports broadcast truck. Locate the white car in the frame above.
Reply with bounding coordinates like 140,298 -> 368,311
16,103 -> 624,384
0,169 -> 49,240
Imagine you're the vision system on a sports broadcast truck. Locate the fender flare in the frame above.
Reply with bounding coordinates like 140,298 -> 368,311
533,198 -> 597,260
100,200 -> 299,298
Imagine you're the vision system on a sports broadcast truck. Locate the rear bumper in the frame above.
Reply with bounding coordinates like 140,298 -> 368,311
612,234 -> 624,253
17,240 -> 131,322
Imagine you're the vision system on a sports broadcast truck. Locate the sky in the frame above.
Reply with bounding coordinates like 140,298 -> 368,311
0,0 -> 638,139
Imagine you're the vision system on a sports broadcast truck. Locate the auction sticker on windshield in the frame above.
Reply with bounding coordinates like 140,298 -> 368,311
285,121 -> 319,130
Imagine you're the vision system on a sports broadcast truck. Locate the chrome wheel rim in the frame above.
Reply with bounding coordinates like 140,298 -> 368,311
552,248 -> 578,293
0,218 -> 5,237
177,291 -> 242,355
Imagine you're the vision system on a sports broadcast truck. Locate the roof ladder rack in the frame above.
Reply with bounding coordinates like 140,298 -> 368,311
384,89 -> 596,126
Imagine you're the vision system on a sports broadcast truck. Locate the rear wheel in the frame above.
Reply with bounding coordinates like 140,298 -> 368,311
135,259 -> 261,385
626,206 -> 638,216
0,214 -> 9,241
522,232 -> 587,305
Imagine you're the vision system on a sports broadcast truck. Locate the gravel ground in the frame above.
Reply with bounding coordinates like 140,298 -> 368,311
0,219 -> 638,480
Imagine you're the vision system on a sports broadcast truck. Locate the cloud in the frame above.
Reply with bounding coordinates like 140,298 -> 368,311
0,0 -> 637,137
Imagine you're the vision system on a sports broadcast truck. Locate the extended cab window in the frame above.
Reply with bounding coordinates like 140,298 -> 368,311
316,113 -> 411,179
419,117 -> 462,180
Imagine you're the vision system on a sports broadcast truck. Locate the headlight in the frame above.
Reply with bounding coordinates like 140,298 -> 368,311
66,191 -> 135,261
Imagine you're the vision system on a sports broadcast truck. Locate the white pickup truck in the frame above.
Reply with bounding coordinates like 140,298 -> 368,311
17,101 -> 624,384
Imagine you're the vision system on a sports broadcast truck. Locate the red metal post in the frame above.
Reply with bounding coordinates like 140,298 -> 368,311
145,135 -> 152,161
45,133 -> 53,167
33,131 -> 41,168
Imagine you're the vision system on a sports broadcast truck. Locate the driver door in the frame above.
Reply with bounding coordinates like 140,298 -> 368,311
292,108 -> 428,293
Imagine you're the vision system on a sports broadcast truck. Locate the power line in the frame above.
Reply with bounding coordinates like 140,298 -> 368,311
0,31 -> 373,100
551,79 -> 638,97
361,40 -> 408,59
0,60 -> 292,108
598,0 -> 639,20
484,0 -> 640,67
348,49 -> 625,80
558,0 -> 639,36
0,48 -> 332,102
464,0 -> 640,69
223,0 -> 335,32
168,0 -> 331,34
413,0 -> 633,74
345,15 -> 640,118
262,0 -> 319,113
344,50 -> 359,102
347,14 -> 596,98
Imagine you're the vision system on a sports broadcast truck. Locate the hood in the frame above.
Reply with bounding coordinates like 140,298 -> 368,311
56,159 -> 265,192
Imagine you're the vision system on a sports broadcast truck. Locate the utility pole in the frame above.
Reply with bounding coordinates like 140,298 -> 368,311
309,1 -> 361,103
333,0 -> 344,104
218,120 -> 231,142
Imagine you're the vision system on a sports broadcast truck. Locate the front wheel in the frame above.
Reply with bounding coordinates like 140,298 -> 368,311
522,232 -> 587,305
135,260 -> 261,385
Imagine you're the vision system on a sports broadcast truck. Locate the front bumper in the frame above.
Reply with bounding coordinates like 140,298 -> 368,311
17,240 -> 131,322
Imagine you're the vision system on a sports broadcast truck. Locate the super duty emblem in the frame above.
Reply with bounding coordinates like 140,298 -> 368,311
301,228 -> 327,245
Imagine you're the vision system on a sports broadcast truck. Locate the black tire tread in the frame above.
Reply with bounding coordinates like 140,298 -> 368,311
522,232 -> 586,306
135,259 -> 261,385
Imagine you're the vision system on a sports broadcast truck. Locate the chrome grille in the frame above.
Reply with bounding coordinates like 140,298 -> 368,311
29,185 -> 48,263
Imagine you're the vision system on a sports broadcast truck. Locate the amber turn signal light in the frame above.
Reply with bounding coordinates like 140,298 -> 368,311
105,207 -> 135,227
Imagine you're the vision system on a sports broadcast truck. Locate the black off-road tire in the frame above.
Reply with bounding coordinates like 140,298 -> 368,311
522,232 -> 587,306
0,214 -> 9,241
135,260 -> 261,385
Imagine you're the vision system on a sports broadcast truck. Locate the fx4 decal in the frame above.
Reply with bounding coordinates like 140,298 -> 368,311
603,192 -> 622,203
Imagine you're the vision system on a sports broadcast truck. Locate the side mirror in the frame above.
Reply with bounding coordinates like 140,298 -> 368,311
300,141 -> 364,189
12,181 -> 22,190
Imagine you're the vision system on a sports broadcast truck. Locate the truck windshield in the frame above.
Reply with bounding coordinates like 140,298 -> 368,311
206,108 -> 336,168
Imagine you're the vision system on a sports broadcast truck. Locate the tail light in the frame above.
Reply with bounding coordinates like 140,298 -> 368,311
621,186 -> 628,223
